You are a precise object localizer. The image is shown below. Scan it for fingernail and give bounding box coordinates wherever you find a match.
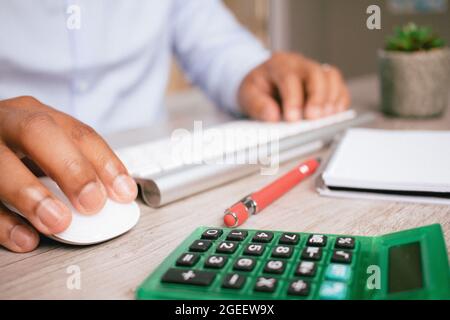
[286,109,301,122]
[112,174,138,201]
[262,108,278,121]
[78,181,106,213]
[306,106,321,119]
[36,198,69,230]
[10,225,36,250]
[325,104,334,115]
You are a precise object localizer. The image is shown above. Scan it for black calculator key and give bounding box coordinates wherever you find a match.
[201,229,223,240]
[252,231,274,243]
[254,277,277,293]
[222,273,246,290]
[264,260,286,274]
[279,233,300,245]
[271,245,293,258]
[234,257,256,271]
[204,255,228,269]
[331,250,353,264]
[176,253,200,267]
[301,247,323,261]
[162,268,215,286]
[295,261,317,277]
[189,240,212,252]
[307,234,328,247]
[288,279,310,296]
[243,243,266,256]
[216,241,238,254]
[335,237,355,249]
[226,230,248,241]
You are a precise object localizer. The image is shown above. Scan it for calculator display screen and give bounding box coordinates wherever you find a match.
[388,242,423,293]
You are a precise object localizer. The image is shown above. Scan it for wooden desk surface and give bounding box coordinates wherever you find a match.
[1,75,449,299]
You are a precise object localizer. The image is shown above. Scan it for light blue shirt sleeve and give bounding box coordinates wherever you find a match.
[171,0,271,114]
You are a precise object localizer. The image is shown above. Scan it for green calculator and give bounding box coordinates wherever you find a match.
[137,224,450,300]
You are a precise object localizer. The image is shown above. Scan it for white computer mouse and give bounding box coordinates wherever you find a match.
[6,177,141,245]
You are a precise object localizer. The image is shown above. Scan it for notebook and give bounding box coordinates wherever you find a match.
[318,129,450,205]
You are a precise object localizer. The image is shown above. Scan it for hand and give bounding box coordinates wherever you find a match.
[0,96,138,253]
[238,52,351,122]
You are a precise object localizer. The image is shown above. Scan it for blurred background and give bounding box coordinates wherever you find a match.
[167,0,450,93]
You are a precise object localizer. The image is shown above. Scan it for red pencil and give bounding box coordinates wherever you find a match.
[223,158,321,228]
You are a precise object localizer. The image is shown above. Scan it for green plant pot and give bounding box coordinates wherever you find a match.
[378,48,450,118]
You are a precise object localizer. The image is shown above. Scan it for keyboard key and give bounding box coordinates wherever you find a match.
[162,268,215,286]
[331,250,353,264]
[201,229,223,240]
[226,230,248,241]
[176,253,200,267]
[307,234,328,247]
[288,279,310,296]
[279,233,300,245]
[325,264,352,282]
[264,260,286,274]
[234,257,256,271]
[204,255,228,269]
[301,247,323,261]
[222,273,246,290]
[189,240,212,252]
[243,243,265,256]
[216,241,238,254]
[271,245,293,258]
[335,237,355,249]
[319,281,348,300]
[295,261,317,277]
[254,277,277,293]
[252,231,274,243]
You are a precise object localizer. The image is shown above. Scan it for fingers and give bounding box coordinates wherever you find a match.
[238,74,281,122]
[304,64,350,119]
[62,119,138,203]
[0,143,71,235]
[271,73,304,122]
[2,108,106,214]
[322,65,343,116]
[0,204,40,253]
[304,64,328,120]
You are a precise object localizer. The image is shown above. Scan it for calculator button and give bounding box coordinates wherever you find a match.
[335,237,355,249]
[325,264,352,282]
[319,281,348,300]
[161,268,215,286]
[279,233,300,245]
[243,243,266,256]
[264,260,286,274]
[176,253,200,267]
[189,240,212,252]
[222,273,246,289]
[216,241,238,254]
[201,229,223,240]
[271,245,293,258]
[226,230,248,241]
[307,234,327,247]
[295,261,317,277]
[331,250,353,264]
[252,231,274,243]
[288,279,310,296]
[301,247,323,261]
[233,257,256,271]
[204,255,228,269]
[254,277,277,293]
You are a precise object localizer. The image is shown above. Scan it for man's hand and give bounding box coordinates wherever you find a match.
[0,96,138,253]
[238,52,351,122]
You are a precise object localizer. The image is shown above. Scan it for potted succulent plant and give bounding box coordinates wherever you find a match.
[379,23,450,117]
